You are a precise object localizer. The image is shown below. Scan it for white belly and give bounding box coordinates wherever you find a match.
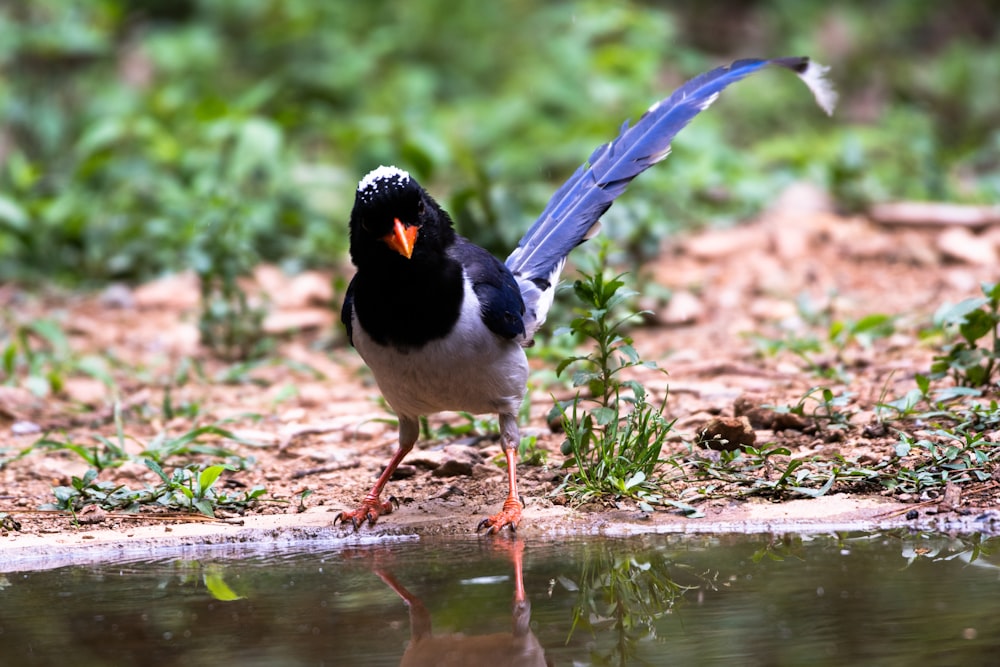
[352,282,529,419]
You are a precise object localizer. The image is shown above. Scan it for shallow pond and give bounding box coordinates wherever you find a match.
[1,531,998,666]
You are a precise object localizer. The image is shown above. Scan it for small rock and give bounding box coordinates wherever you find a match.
[768,181,835,215]
[263,309,333,334]
[253,264,287,297]
[11,420,41,436]
[76,506,107,525]
[659,290,705,326]
[409,451,445,470]
[697,416,756,452]
[684,226,763,260]
[0,386,41,419]
[472,463,503,479]
[99,283,135,309]
[432,460,474,478]
[938,482,962,512]
[441,444,484,464]
[286,271,334,308]
[389,464,417,480]
[133,272,199,309]
[862,421,888,438]
[937,227,997,265]
[429,485,465,500]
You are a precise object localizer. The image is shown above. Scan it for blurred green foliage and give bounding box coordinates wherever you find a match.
[1,0,998,285]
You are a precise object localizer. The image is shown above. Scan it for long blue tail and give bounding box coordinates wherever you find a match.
[506,56,836,337]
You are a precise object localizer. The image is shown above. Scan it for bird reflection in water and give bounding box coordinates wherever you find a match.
[373,538,552,667]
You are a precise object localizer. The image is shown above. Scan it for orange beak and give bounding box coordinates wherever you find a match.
[383,218,419,259]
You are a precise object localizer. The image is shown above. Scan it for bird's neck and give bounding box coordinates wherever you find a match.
[353,253,465,349]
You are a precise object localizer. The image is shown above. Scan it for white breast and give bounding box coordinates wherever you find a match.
[351,279,529,419]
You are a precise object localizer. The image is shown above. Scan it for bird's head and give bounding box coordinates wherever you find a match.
[349,166,455,268]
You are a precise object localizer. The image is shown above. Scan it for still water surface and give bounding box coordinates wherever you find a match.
[1,531,998,666]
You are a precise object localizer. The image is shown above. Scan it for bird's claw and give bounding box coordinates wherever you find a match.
[476,496,523,535]
[335,496,399,530]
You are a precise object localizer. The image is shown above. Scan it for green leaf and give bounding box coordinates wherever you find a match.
[790,472,836,498]
[959,309,995,345]
[203,569,244,601]
[0,195,29,231]
[144,459,171,485]
[854,313,894,332]
[623,470,646,490]
[932,386,983,401]
[29,319,71,358]
[197,464,229,495]
[617,344,640,364]
[194,498,216,517]
[775,459,803,487]
[591,406,617,426]
[661,499,705,518]
[934,297,988,328]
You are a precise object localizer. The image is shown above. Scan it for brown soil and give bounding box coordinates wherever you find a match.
[2,184,999,569]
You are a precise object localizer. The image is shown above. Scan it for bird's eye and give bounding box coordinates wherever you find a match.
[417,199,426,216]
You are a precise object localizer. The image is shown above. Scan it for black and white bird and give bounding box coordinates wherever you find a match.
[338,57,836,533]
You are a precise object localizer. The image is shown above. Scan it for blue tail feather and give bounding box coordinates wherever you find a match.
[506,56,836,335]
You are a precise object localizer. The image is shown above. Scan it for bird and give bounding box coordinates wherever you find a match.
[337,56,836,534]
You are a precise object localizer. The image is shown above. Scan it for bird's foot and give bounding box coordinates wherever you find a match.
[476,496,523,535]
[335,496,399,530]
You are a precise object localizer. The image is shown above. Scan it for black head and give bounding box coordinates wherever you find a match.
[349,166,456,269]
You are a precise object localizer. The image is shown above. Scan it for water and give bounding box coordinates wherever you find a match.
[1,531,998,666]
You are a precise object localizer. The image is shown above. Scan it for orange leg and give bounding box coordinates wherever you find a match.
[335,416,418,529]
[477,413,523,534]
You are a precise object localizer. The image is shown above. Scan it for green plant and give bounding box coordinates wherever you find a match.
[27,415,258,471]
[422,411,497,441]
[33,434,130,473]
[930,282,1000,388]
[751,303,895,383]
[829,313,896,350]
[140,423,257,467]
[47,469,136,514]
[876,372,932,421]
[1,318,115,397]
[887,424,997,495]
[46,462,268,518]
[688,444,842,501]
[145,460,265,517]
[516,435,548,467]
[552,250,675,506]
[296,489,314,513]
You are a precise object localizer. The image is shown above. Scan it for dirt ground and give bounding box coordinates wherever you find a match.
[2,183,999,569]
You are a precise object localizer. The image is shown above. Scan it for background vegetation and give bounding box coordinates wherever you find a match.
[1,0,998,286]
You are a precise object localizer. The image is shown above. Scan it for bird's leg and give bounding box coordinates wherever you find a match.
[335,416,419,529]
[477,412,523,534]
[374,568,432,640]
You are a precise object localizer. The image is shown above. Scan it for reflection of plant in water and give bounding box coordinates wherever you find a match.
[561,545,705,665]
[897,531,999,569]
[751,534,808,563]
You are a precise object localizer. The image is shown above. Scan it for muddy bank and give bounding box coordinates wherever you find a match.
[2,495,997,573]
